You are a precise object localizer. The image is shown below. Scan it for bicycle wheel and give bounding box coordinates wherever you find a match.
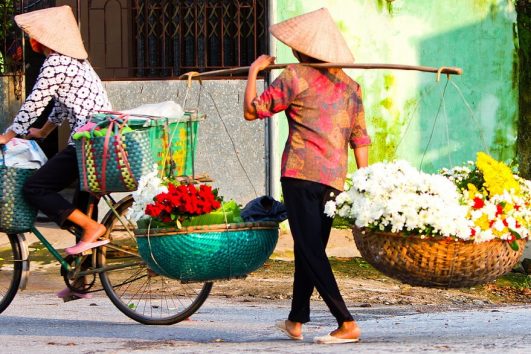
[98,195,213,325]
[0,233,23,314]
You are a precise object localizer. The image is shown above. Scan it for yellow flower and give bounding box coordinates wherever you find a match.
[475,214,490,231]
[493,227,509,237]
[476,152,520,197]
[467,184,478,200]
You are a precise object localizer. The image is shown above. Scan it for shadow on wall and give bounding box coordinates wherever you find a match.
[415,5,517,172]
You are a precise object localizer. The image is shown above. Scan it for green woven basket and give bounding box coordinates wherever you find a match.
[135,222,279,281]
[75,129,154,194]
[0,166,37,233]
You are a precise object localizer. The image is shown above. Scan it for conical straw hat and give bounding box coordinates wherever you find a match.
[15,5,88,60]
[270,8,354,63]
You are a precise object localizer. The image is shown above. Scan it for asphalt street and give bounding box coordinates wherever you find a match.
[0,292,529,353]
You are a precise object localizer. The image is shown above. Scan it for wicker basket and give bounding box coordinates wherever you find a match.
[352,227,527,288]
[0,165,37,233]
[75,120,154,194]
[135,222,279,282]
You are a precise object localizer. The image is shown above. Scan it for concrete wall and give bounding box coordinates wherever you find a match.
[0,76,267,205]
[104,80,268,205]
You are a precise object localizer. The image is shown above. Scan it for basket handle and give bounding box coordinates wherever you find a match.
[87,112,130,137]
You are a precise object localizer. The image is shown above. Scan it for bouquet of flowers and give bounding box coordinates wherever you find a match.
[440,152,530,249]
[127,166,240,229]
[325,153,531,249]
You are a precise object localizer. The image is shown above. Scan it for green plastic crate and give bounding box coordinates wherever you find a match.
[92,111,203,177]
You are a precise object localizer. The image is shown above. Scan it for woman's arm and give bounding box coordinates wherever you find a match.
[26,120,58,140]
[243,55,276,121]
[9,56,63,136]
[353,146,369,169]
[0,130,17,145]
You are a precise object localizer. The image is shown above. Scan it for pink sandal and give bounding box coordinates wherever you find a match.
[65,239,110,255]
[56,287,92,300]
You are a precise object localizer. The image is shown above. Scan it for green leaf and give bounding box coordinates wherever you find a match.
[509,229,522,239]
[509,240,519,251]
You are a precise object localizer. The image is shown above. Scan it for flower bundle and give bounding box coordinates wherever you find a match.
[325,153,531,248]
[324,160,470,238]
[145,183,221,226]
[127,166,228,229]
[441,152,530,248]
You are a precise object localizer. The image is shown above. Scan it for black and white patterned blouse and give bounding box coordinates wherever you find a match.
[9,53,111,145]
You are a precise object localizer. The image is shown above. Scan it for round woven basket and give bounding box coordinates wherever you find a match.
[352,227,527,288]
[135,221,279,282]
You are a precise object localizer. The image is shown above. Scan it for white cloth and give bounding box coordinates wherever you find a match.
[0,138,48,169]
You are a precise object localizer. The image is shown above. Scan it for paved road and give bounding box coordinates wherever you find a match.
[0,292,529,353]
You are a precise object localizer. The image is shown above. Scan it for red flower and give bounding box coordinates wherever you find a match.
[472,197,484,209]
[495,204,504,217]
[144,182,223,225]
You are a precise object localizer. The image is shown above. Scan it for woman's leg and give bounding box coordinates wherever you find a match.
[281,178,353,325]
[23,145,107,254]
[23,146,79,225]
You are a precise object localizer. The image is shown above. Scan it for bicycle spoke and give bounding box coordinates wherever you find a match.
[98,196,212,324]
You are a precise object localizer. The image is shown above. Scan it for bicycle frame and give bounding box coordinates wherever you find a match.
[28,225,142,276]
[25,193,143,280]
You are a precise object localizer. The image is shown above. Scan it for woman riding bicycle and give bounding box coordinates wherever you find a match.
[0,6,111,297]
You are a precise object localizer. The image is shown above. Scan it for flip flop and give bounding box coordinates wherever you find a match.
[56,287,92,300]
[65,239,110,255]
[275,320,303,340]
[313,334,360,344]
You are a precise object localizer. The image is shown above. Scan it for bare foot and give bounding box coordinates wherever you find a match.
[329,321,361,340]
[81,223,107,243]
[285,320,303,338]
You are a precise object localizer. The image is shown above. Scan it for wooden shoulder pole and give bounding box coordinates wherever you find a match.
[179,63,463,80]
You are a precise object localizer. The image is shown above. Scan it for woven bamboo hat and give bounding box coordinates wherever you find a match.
[270,8,354,63]
[14,5,88,60]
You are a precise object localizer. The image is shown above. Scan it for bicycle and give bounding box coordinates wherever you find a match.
[0,190,213,325]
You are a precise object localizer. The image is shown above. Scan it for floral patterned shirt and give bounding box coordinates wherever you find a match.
[253,64,371,191]
[8,53,111,145]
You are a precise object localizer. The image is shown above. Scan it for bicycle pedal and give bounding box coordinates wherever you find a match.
[80,249,94,256]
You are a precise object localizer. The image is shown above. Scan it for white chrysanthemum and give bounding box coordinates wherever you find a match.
[325,160,470,239]
[127,165,168,223]
[323,200,336,218]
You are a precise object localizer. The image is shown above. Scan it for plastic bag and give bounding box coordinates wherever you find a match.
[0,138,48,169]
[120,101,185,121]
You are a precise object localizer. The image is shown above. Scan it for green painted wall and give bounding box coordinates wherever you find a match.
[271,0,518,173]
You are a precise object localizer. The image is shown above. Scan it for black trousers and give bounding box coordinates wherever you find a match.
[23,145,92,230]
[281,177,353,326]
